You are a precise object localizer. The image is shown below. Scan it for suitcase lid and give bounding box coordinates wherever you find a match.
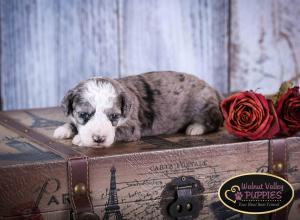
[0,106,259,168]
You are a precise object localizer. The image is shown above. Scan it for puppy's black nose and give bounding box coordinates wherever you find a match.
[92,135,105,143]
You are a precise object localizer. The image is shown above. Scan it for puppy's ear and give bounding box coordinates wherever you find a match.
[120,92,132,118]
[61,89,75,116]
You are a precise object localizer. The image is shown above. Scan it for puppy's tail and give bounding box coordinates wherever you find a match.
[205,104,224,132]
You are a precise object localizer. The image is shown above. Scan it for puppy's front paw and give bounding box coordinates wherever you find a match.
[53,124,74,139]
[186,123,205,136]
[72,135,83,146]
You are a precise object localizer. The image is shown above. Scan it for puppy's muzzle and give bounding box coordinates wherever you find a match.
[92,135,105,144]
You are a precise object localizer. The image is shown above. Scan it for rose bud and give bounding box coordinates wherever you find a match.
[276,86,300,136]
[220,91,280,140]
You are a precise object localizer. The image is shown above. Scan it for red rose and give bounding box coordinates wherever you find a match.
[276,87,300,135]
[220,91,280,140]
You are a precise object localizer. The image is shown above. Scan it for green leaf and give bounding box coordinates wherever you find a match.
[271,81,293,106]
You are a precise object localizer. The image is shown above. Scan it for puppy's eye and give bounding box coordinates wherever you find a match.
[108,113,120,126]
[109,113,120,121]
[78,112,91,121]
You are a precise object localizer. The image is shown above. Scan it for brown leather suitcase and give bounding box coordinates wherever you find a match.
[0,107,299,220]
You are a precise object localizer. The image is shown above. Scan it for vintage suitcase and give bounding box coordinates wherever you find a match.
[0,107,299,220]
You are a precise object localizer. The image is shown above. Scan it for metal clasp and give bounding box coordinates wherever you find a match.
[168,176,204,220]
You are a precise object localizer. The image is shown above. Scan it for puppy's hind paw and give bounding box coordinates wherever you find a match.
[186,123,205,136]
[53,124,74,139]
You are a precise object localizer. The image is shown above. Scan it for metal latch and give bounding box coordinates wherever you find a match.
[161,176,204,220]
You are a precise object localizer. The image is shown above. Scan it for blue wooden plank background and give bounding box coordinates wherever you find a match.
[0,0,299,110]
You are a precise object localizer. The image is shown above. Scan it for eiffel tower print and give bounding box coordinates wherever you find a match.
[103,166,124,220]
[25,111,64,128]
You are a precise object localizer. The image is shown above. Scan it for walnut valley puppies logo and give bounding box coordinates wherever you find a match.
[218,173,294,214]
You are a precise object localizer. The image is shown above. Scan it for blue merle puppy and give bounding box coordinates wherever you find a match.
[53,71,223,147]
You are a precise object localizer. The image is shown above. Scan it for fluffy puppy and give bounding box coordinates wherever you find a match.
[53,71,223,147]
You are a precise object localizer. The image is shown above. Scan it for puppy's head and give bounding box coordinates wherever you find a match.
[62,78,132,147]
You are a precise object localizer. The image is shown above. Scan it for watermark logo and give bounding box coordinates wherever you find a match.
[218,173,294,214]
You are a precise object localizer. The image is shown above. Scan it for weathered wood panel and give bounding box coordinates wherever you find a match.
[0,0,229,110]
[119,0,229,94]
[2,0,300,109]
[0,0,119,110]
[230,0,300,94]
